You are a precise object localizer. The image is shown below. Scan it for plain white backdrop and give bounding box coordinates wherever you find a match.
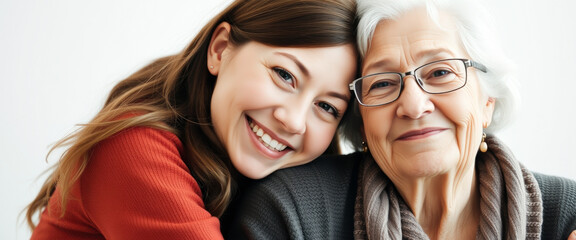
[1,0,574,239]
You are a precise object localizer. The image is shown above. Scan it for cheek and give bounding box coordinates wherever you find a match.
[437,88,484,129]
[436,88,485,153]
[213,74,276,111]
[304,122,338,156]
[210,84,230,131]
[361,108,393,142]
[361,108,394,157]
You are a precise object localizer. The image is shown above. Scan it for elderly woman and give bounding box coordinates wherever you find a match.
[221,0,576,239]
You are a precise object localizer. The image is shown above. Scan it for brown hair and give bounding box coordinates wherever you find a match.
[25,0,357,229]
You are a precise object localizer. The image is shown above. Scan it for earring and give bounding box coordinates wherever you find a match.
[479,132,488,153]
[362,141,368,152]
[209,65,214,69]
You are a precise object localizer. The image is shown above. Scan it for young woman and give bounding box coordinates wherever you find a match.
[25,0,358,239]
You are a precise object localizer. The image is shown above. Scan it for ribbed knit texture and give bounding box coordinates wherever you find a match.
[475,136,543,240]
[222,152,362,240]
[223,148,576,239]
[31,127,223,239]
[353,136,543,240]
[534,173,576,239]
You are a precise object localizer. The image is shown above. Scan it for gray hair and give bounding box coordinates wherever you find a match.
[340,0,520,151]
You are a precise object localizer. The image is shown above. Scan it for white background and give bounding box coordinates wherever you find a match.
[1,0,575,239]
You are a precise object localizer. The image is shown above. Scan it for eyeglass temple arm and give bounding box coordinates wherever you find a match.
[467,60,488,73]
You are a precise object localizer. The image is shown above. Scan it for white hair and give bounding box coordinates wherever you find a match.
[341,0,520,150]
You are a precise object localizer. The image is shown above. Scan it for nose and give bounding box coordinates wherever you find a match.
[395,76,434,119]
[273,100,308,135]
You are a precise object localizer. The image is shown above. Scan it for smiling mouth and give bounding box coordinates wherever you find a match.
[248,119,288,152]
[397,128,446,140]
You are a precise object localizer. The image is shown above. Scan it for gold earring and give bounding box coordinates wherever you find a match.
[362,141,368,152]
[479,132,488,153]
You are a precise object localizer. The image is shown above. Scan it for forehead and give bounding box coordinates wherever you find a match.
[364,8,468,69]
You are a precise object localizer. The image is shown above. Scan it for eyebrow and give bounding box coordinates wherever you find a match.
[328,91,351,102]
[363,47,456,72]
[413,47,455,62]
[274,52,310,77]
[363,59,393,73]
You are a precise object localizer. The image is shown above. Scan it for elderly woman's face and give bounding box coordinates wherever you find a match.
[360,8,495,180]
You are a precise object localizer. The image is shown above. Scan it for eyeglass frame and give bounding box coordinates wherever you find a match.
[349,58,488,107]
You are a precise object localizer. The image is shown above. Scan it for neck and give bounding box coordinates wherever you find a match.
[393,167,481,239]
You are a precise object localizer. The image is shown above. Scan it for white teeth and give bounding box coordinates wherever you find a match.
[270,140,278,148]
[262,134,271,143]
[249,120,288,152]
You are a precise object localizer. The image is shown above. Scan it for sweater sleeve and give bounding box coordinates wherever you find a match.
[80,127,223,239]
[533,172,576,240]
[221,152,362,240]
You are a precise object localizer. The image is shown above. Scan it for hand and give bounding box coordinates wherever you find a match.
[568,230,576,240]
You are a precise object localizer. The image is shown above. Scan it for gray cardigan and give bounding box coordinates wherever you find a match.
[222,152,576,240]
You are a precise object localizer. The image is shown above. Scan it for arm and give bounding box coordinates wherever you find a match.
[222,153,363,240]
[81,127,223,239]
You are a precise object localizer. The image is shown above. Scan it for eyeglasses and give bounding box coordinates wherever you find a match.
[349,58,487,107]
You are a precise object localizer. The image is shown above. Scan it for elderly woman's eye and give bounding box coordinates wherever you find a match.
[369,79,398,91]
[370,81,391,90]
[423,69,456,84]
[273,67,295,87]
[431,69,452,78]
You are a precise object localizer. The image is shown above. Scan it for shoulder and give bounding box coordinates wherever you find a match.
[532,172,576,239]
[246,152,363,208]
[86,126,187,182]
[222,152,363,239]
[82,126,197,205]
[257,152,362,210]
[97,126,182,153]
[272,151,363,185]
[79,127,222,238]
[89,126,184,169]
[83,126,195,197]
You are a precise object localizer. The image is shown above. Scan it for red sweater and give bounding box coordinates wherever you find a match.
[32,127,223,239]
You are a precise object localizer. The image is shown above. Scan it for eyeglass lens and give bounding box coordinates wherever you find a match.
[355,59,467,106]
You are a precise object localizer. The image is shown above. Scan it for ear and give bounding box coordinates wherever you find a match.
[482,97,496,128]
[207,22,232,76]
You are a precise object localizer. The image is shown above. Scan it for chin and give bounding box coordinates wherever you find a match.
[242,169,273,180]
[235,162,275,180]
[400,158,450,178]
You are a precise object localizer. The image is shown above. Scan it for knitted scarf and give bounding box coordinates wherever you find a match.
[353,136,543,240]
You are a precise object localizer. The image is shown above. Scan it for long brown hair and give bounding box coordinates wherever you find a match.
[25,0,357,229]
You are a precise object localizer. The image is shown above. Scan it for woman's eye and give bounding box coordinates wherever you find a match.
[370,81,391,90]
[431,69,452,78]
[317,102,340,118]
[273,67,295,87]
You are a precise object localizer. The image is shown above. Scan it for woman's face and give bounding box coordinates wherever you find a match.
[360,9,495,180]
[208,24,356,179]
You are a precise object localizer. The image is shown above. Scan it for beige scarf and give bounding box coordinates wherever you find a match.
[353,136,543,239]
